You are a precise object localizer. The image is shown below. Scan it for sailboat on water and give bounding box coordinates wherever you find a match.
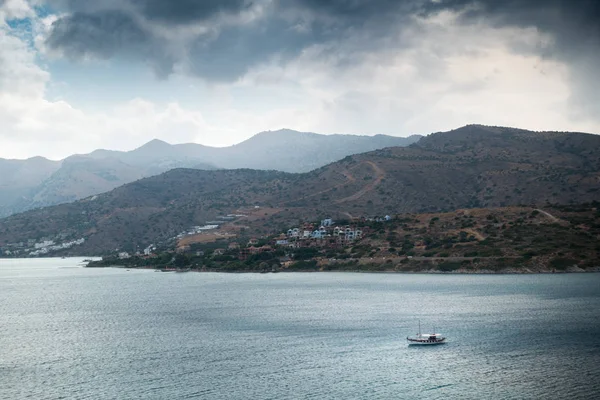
[407,321,446,345]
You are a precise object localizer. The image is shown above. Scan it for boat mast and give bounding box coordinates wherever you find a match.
[418,320,421,336]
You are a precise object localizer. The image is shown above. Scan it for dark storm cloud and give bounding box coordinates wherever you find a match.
[45,9,175,76]
[187,17,331,81]
[132,0,251,23]
[47,10,149,59]
[422,0,600,29]
[45,0,600,83]
[288,0,416,18]
[44,0,415,80]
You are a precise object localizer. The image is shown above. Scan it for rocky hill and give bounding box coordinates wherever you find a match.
[0,125,598,256]
[0,130,418,217]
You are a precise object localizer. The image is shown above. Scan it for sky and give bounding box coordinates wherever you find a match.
[1,0,599,160]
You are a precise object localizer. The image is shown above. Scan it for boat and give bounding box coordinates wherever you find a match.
[407,321,446,345]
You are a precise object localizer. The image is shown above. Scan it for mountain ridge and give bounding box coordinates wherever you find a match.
[0,124,598,256]
[0,129,420,217]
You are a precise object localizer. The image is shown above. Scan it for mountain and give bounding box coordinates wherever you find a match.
[14,156,147,214]
[0,157,62,217]
[0,130,419,218]
[213,129,422,171]
[1,124,598,256]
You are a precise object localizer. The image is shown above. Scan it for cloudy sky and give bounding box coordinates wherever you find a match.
[1,0,599,160]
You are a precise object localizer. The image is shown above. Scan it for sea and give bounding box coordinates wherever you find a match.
[1,258,600,399]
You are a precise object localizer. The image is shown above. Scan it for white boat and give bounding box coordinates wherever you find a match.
[407,321,446,345]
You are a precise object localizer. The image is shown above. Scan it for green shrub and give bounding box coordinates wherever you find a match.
[287,260,319,271]
[438,262,461,272]
[550,258,578,271]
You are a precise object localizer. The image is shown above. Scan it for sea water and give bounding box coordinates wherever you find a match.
[1,258,599,399]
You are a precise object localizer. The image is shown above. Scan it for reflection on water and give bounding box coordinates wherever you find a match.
[1,258,599,399]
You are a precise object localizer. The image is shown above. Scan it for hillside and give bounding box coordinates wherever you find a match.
[0,130,418,217]
[0,125,599,256]
[88,205,600,273]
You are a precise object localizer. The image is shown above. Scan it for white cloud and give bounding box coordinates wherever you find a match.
[0,0,34,20]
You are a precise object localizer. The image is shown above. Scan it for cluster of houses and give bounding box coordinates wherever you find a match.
[277,222,364,245]
[118,244,157,259]
[169,214,394,262]
[1,237,86,257]
[203,218,367,261]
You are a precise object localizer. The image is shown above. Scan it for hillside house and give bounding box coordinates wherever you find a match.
[143,244,155,255]
[287,228,300,238]
[331,226,363,242]
[213,249,225,256]
[321,218,333,227]
[248,238,259,246]
[228,242,240,250]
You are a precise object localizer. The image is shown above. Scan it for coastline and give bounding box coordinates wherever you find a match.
[89,264,600,274]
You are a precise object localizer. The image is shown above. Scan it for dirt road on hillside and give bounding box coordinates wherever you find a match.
[335,161,386,204]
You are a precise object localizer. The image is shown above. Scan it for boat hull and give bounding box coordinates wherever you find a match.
[407,340,446,345]
[407,337,446,345]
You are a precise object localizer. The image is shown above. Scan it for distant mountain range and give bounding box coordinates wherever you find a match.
[0,130,420,217]
[1,124,598,256]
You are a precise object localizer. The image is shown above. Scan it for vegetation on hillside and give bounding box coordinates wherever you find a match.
[1,125,599,256]
[87,205,600,273]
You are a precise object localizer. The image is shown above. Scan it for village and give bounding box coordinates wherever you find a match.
[174,216,392,261]
[93,212,400,272]
[0,237,86,257]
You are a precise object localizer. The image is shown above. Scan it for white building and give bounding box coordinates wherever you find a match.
[34,240,55,249]
[321,218,333,227]
[144,245,155,256]
[311,230,323,239]
[287,228,300,238]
